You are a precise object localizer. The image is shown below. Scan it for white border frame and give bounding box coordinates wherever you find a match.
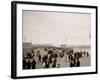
[16,3,97,77]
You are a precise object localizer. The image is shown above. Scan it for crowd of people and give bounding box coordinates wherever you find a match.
[23,46,90,69]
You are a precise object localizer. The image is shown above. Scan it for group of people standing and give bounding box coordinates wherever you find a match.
[23,53,36,69]
[23,47,89,69]
[23,48,58,69]
[42,49,57,68]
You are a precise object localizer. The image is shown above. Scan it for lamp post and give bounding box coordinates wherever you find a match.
[89,32,91,39]
[65,37,67,46]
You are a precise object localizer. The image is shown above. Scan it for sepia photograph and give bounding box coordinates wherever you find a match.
[22,10,91,70]
[11,1,97,79]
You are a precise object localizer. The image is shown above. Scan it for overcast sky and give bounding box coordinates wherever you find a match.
[23,10,91,46]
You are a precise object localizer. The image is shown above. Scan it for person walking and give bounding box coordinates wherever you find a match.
[76,58,80,67]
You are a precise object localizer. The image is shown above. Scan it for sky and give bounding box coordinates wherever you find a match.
[23,10,91,46]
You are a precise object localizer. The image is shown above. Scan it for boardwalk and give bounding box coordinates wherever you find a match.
[23,45,91,69]
[34,54,90,69]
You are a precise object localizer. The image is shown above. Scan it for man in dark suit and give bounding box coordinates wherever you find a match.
[32,59,36,69]
[76,58,80,67]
